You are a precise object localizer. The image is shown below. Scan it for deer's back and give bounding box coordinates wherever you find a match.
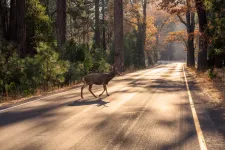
[84,73,110,85]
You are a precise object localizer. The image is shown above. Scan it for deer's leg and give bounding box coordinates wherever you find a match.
[81,82,87,99]
[99,84,106,97]
[88,84,97,98]
[105,85,110,96]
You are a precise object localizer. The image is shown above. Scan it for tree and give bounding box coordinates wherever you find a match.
[165,30,188,46]
[135,0,147,67]
[123,1,157,66]
[145,16,157,65]
[0,0,114,99]
[0,0,9,39]
[159,0,207,70]
[114,0,124,67]
[56,0,66,48]
[124,0,148,67]
[176,0,196,67]
[185,1,196,67]
[140,0,147,66]
[17,0,26,58]
[158,0,196,67]
[151,8,172,63]
[206,0,225,68]
[102,0,107,51]
[194,0,208,71]
[95,0,101,48]
[8,0,17,42]
[0,1,4,38]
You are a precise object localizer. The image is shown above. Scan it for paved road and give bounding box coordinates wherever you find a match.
[0,62,224,150]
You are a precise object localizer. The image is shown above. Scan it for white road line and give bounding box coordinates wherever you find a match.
[183,66,208,150]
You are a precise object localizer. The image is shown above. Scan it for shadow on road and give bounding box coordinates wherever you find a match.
[68,99,110,107]
[1,64,224,150]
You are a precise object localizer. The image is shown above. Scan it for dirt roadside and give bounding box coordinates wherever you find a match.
[186,67,225,138]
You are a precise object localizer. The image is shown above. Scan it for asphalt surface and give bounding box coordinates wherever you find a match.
[0,62,224,150]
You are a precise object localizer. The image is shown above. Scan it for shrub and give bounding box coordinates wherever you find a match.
[208,68,217,79]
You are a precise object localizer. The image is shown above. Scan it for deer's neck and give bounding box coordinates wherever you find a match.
[107,71,116,81]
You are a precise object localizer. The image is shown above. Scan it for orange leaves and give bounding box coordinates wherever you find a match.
[165,29,199,47]
[165,30,188,44]
[123,1,158,52]
[145,16,157,51]
[146,17,157,35]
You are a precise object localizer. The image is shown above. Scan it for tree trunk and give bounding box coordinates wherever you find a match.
[56,0,66,49]
[154,33,159,63]
[135,0,147,67]
[0,1,3,38]
[187,34,195,67]
[186,10,195,67]
[195,0,208,71]
[17,0,26,58]
[0,0,8,39]
[137,23,144,66]
[95,0,100,48]
[102,0,106,51]
[69,0,73,39]
[141,0,147,67]
[114,0,124,67]
[9,0,17,41]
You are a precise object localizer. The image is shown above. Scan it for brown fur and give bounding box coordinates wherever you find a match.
[81,68,120,99]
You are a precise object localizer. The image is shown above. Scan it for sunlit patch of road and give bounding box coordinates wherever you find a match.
[0,62,224,150]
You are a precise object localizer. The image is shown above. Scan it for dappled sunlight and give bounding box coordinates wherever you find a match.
[0,0,224,148]
[155,101,177,113]
[1,63,224,149]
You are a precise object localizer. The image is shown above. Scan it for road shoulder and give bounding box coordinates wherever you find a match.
[184,67,225,149]
[0,84,81,112]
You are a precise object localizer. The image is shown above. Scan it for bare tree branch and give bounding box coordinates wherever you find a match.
[177,14,187,27]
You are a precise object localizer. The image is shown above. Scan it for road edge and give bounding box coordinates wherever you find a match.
[183,66,208,150]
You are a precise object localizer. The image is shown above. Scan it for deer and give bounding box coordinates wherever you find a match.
[81,64,122,99]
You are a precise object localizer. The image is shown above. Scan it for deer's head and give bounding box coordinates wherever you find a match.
[111,64,123,76]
